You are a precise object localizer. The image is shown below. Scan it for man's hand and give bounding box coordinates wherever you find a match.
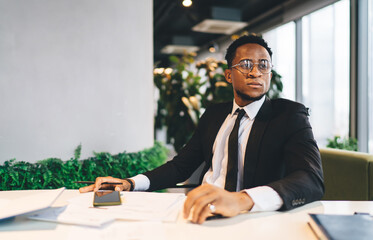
[183,184,254,224]
[78,176,134,193]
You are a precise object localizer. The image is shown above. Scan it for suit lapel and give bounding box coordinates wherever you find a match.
[203,102,232,172]
[243,97,273,188]
[206,102,232,149]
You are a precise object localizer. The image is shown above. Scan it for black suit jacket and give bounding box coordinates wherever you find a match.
[144,97,324,210]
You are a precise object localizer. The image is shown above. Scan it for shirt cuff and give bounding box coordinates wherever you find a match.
[243,186,283,212]
[130,174,150,191]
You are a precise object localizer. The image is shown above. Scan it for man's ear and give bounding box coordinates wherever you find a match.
[225,69,232,84]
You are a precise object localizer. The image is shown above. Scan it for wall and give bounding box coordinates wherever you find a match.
[0,0,154,163]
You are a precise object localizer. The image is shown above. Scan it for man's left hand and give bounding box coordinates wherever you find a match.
[183,184,254,224]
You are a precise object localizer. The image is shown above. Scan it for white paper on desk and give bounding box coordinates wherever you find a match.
[28,204,114,227]
[163,195,185,222]
[68,221,166,240]
[0,199,11,210]
[106,192,185,222]
[33,191,185,227]
[68,191,185,222]
[0,187,65,220]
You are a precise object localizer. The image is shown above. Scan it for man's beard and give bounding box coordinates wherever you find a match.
[235,89,266,102]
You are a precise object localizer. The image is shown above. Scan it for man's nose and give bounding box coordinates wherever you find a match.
[247,65,262,78]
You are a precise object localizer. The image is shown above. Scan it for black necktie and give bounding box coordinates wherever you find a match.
[225,108,246,192]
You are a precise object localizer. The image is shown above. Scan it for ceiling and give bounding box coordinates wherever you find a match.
[153,0,291,67]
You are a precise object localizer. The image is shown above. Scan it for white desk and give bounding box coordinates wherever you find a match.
[0,190,372,240]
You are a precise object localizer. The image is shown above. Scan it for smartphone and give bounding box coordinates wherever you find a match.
[93,190,122,206]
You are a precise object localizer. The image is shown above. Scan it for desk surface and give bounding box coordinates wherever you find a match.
[1,190,372,240]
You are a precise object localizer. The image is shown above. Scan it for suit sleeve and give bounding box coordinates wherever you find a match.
[142,108,210,191]
[267,105,325,210]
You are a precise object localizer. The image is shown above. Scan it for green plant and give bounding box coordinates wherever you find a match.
[154,54,283,152]
[267,69,283,99]
[0,142,168,190]
[195,57,233,107]
[326,136,358,151]
[154,54,203,152]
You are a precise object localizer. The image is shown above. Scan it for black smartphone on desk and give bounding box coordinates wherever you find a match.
[93,190,122,206]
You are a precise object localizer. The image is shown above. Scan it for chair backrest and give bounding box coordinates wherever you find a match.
[320,148,373,200]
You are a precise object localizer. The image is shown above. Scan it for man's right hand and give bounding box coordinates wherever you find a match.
[78,176,134,193]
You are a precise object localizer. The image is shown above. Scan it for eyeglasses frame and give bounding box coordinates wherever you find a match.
[231,59,273,74]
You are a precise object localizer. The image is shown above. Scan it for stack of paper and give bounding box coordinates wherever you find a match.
[68,221,166,240]
[28,204,114,227]
[0,187,65,221]
[28,191,185,227]
[104,192,185,222]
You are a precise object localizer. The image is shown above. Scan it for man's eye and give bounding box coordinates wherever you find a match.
[241,61,252,69]
[259,61,268,69]
[259,63,267,69]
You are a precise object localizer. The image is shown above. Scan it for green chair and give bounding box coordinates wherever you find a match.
[320,148,373,200]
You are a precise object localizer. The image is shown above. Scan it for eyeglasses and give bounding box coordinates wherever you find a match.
[231,59,273,74]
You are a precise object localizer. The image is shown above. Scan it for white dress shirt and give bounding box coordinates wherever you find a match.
[132,96,283,212]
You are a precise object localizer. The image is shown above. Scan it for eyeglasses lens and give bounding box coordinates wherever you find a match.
[238,60,271,73]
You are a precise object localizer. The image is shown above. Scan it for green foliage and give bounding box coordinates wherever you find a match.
[326,136,358,151]
[196,58,233,107]
[0,142,168,190]
[154,54,202,152]
[154,54,283,152]
[74,143,82,160]
[267,69,283,99]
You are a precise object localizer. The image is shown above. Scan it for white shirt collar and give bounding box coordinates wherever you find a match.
[231,96,266,120]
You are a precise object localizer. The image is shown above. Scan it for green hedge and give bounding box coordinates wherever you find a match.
[0,142,168,190]
[326,136,358,151]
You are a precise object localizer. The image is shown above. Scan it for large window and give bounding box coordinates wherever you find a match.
[263,22,296,101]
[204,0,371,151]
[263,1,350,147]
[302,0,350,146]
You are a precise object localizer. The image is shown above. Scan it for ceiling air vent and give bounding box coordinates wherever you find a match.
[160,36,199,54]
[161,45,200,54]
[192,19,248,35]
[192,7,247,35]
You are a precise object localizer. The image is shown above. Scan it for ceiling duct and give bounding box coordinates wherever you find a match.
[160,36,200,54]
[192,7,248,35]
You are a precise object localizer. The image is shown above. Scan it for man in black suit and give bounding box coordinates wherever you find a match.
[80,35,324,224]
